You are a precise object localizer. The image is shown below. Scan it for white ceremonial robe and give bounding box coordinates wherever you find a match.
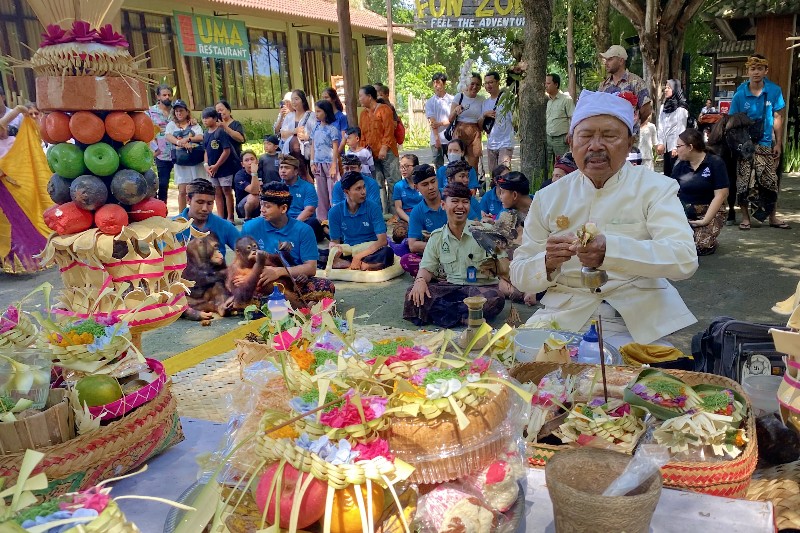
[510,162,699,344]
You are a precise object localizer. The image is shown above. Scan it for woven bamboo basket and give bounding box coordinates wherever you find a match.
[511,362,758,498]
[234,338,277,369]
[46,334,130,369]
[0,384,183,500]
[0,312,37,349]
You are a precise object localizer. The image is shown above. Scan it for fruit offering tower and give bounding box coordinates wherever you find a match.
[11,3,192,347]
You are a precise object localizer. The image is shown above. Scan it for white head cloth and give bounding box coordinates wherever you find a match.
[569,89,635,135]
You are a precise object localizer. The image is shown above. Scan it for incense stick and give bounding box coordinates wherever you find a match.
[263,398,342,436]
[597,316,608,403]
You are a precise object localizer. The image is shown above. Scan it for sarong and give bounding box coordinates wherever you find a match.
[736,144,779,214]
[403,281,505,328]
[691,204,727,255]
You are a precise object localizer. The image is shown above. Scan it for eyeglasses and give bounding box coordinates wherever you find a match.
[400,164,414,169]
[676,143,686,149]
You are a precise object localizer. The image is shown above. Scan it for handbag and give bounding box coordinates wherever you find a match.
[443,94,463,142]
[482,90,502,135]
[394,117,406,145]
[170,127,204,166]
[747,92,768,143]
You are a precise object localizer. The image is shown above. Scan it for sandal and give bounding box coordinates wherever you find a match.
[739,222,751,231]
[769,222,791,229]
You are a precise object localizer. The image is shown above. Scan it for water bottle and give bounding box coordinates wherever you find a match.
[577,321,602,364]
[267,286,289,321]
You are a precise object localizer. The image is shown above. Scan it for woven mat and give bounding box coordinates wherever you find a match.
[747,461,800,530]
[171,324,425,423]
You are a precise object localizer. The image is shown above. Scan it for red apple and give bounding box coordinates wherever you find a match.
[255,463,327,529]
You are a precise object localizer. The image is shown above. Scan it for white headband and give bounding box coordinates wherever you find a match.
[569,89,635,135]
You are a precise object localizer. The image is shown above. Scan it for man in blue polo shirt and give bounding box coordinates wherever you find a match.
[279,154,325,241]
[175,179,240,253]
[331,153,382,207]
[326,171,393,271]
[240,182,334,304]
[401,164,446,276]
[728,53,788,230]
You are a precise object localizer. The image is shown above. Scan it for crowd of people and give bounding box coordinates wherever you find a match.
[0,47,790,339]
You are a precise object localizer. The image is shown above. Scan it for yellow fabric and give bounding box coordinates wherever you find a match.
[0,116,53,241]
[619,342,692,367]
[0,208,9,260]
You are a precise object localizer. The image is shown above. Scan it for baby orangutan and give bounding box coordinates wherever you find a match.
[183,233,231,321]
[226,236,268,312]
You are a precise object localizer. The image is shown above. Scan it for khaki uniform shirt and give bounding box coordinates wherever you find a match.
[420,224,498,286]
[545,91,575,137]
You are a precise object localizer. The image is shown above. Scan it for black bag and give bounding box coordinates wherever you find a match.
[691,316,788,382]
[683,203,698,221]
[482,90,502,135]
[171,127,204,166]
[443,94,463,142]
[748,92,768,143]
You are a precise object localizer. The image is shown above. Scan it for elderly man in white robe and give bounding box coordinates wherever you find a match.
[510,90,699,347]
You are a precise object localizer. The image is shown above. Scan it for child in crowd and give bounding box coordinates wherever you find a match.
[344,126,374,176]
[639,113,657,171]
[258,134,281,187]
[233,150,261,220]
[392,153,423,242]
[436,139,479,191]
[480,164,509,221]
[202,107,240,223]
[310,100,340,220]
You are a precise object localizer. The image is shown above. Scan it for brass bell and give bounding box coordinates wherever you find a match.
[581,266,608,289]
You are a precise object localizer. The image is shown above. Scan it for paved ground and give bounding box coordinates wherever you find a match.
[3,144,799,358]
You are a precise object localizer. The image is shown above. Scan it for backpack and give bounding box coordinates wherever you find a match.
[394,117,406,145]
[690,316,788,382]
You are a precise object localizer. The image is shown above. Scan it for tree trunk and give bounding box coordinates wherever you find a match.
[386,0,395,103]
[567,0,576,99]
[337,0,358,126]
[611,0,704,126]
[519,0,553,188]
[594,0,611,53]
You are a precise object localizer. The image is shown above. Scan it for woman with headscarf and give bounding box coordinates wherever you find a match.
[656,79,689,176]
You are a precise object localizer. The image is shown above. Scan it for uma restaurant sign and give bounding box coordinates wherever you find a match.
[413,0,524,29]
[173,12,251,60]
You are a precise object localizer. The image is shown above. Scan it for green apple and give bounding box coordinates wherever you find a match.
[47,143,86,179]
[118,141,154,173]
[83,142,120,177]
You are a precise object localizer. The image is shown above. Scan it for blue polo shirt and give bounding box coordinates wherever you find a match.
[241,216,319,265]
[729,78,785,146]
[436,165,479,189]
[175,208,240,253]
[392,179,423,213]
[331,175,381,207]
[328,199,386,246]
[479,187,503,218]
[408,201,447,240]
[285,179,318,219]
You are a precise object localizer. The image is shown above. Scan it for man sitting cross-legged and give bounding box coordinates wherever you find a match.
[403,182,505,328]
[331,153,382,207]
[400,164,446,277]
[279,154,325,242]
[324,171,394,271]
[240,181,334,307]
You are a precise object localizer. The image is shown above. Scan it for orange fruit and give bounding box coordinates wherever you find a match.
[45,111,72,143]
[39,116,56,144]
[329,484,384,533]
[70,111,105,144]
[75,375,124,407]
[104,111,135,143]
[131,112,155,142]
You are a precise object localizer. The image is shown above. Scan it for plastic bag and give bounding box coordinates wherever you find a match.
[602,444,670,496]
[414,482,513,533]
[526,369,573,442]
[460,443,526,512]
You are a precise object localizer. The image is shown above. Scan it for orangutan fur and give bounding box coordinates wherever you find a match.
[182,233,230,321]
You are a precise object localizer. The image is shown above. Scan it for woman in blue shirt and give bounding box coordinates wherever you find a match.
[310,100,340,220]
[322,88,349,155]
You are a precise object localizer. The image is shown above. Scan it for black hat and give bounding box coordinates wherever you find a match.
[279,154,300,168]
[497,172,530,194]
[445,159,471,180]
[341,153,361,167]
[340,171,364,190]
[263,134,280,145]
[172,99,188,110]
[412,164,436,184]
[442,182,471,200]
[260,181,293,207]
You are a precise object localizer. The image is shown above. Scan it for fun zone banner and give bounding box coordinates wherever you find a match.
[173,12,251,60]
[413,0,524,29]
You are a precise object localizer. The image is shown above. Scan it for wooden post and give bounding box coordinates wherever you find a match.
[566,0,576,99]
[337,0,358,126]
[386,0,396,103]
